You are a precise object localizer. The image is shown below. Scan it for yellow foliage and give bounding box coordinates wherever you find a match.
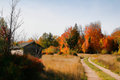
[61,47,70,54]
[42,46,58,55]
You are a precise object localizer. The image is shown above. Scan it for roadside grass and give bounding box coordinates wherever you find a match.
[42,55,87,80]
[91,59,109,69]
[92,55,120,75]
[84,58,116,80]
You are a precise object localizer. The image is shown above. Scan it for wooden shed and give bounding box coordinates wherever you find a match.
[11,41,43,58]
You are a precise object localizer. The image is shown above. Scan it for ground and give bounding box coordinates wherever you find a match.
[41,55,86,80]
[41,54,120,80]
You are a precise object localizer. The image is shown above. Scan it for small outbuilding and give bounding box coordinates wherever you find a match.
[11,41,43,58]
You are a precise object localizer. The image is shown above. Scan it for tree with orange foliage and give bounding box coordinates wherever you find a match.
[82,37,91,53]
[100,36,118,53]
[58,27,72,54]
[111,28,120,47]
[82,22,103,53]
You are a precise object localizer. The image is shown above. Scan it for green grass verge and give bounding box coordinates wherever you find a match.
[91,59,109,69]
[84,58,116,80]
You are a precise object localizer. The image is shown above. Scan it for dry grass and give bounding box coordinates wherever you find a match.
[78,53,99,59]
[92,54,120,75]
[41,55,86,80]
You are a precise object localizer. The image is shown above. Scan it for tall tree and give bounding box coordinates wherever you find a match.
[6,0,22,54]
[77,27,85,52]
[66,24,80,50]
[82,22,103,53]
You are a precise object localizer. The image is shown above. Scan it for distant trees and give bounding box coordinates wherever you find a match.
[37,33,59,48]
[30,23,120,55]
[9,22,119,55]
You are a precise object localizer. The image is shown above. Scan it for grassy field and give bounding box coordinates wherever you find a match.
[91,54,120,75]
[84,58,116,80]
[41,55,87,80]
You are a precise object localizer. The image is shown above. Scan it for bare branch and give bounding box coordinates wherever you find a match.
[6,0,22,54]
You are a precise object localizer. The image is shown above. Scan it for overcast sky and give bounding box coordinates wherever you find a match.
[0,0,120,39]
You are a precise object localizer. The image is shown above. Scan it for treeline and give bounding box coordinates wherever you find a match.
[36,22,120,55]
[0,17,120,55]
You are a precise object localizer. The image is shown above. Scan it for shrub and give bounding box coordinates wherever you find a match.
[118,49,120,55]
[0,39,5,54]
[60,47,70,54]
[112,51,118,55]
[0,54,44,80]
[42,46,58,55]
[69,50,76,54]
[80,56,84,59]
[73,53,78,56]
[113,49,120,55]
[117,57,120,62]
[57,52,63,55]
[101,49,108,54]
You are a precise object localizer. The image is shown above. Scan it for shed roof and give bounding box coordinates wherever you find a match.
[12,41,42,50]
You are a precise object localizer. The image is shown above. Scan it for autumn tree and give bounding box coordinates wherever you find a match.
[100,36,118,53]
[111,28,120,53]
[58,27,72,54]
[82,22,103,53]
[82,38,91,53]
[0,18,9,53]
[111,28,120,46]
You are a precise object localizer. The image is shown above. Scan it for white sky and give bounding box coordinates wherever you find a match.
[0,0,120,40]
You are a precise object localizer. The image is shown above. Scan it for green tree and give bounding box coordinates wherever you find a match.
[66,24,80,50]
[38,33,59,48]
